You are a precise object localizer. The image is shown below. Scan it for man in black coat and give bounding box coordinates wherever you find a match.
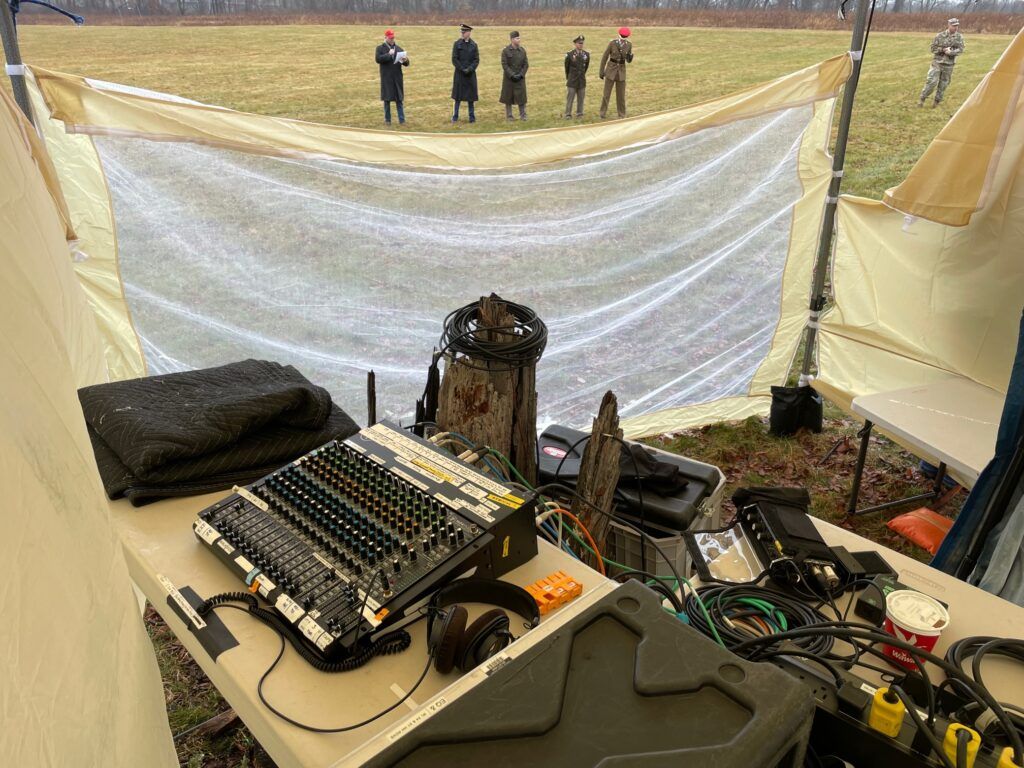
[376,29,410,126]
[451,23,479,123]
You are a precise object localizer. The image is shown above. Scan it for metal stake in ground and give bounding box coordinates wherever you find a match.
[798,0,875,385]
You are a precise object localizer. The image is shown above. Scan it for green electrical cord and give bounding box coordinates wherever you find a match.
[486,448,726,647]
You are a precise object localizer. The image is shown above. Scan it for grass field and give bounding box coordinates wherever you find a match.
[18,24,1013,198]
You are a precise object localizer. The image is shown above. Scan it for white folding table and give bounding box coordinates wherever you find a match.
[845,377,1002,517]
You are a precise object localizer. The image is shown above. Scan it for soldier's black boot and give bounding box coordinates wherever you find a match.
[519,106,527,121]
[505,105,514,121]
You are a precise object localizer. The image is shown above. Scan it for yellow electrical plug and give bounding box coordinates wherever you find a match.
[868,687,905,737]
[943,724,980,768]
[999,746,1023,768]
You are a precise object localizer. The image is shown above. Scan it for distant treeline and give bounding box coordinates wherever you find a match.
[17,6,1024,35]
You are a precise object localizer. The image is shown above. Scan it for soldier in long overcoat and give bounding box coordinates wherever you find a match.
[451,24,480,123]
[564,35,590,119]
[499,31,529,121]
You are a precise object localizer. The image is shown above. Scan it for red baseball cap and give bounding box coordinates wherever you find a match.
[384,28,395,38]
[618,26,631,38]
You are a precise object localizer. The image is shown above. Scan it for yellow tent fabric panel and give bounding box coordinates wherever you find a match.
[0,88,176,767]
[883,30,1024,227]
[31,54,850,169]
[28,74,147,381]
[817,31,1024,409]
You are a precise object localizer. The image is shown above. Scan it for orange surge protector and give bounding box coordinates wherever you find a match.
[526,570,583,615]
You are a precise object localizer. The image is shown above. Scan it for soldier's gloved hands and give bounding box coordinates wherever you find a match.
[461,68,471,75]
[599,73,605,79]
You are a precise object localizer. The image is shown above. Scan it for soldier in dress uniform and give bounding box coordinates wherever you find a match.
[500,31,529,121]
[375,28,410,126]
[564,35,589,119]
[599,27,634,119]
[451,23,480,123]
[919,18,965,108]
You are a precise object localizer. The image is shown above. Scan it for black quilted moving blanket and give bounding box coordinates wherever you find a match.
[79,360,359,506]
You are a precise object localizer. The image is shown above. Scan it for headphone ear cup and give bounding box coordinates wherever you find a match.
[457,609,510,673]
[433,605,467,674]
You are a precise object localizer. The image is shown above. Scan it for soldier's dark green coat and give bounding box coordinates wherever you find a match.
[451,37,480,102]
[499,44,529,105]
[564,47,590,89]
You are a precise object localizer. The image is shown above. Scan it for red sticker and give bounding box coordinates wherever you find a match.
[542,446,568,458]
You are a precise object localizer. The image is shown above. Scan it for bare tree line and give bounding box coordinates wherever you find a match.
[19,0,1024,20]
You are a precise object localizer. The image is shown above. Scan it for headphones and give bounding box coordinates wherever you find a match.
[426,578,540,675]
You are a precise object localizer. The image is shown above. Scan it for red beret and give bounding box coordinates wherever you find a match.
[618,26,631,38]
[384,28,395,37]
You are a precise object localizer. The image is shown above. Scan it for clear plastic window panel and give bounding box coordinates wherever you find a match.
[95,105,809,427]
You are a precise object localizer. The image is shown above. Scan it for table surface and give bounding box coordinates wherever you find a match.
[851,377,1003,485]
[111,492,612,768]
[113,491,1024,768]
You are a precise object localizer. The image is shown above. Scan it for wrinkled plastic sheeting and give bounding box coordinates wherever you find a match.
[96,106,810,427]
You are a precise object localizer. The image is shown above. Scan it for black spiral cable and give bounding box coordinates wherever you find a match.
[198,591,411,673]
[438,297,548,371]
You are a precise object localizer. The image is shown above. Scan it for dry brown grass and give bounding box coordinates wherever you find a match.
[19,9,1024,35]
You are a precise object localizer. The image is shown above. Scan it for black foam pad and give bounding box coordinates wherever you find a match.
[433,605,467,675]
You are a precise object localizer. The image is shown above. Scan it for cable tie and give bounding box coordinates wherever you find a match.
[809,310,820,320]
[807,319,820,330]
[825,195,840,204]
[832,169,845,178]
[798,373,816,387]
[974,707,999,733]
[5,64,27,76]
[849,50,863,61]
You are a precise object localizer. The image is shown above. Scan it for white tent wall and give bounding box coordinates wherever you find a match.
[815,30,1024,411]
[0,90,177,767]
[27,59,849,437]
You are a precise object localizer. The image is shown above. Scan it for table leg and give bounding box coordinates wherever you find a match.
[932,462,947,497]
[846,420,873,517]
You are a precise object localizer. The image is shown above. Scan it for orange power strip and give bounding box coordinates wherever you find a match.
[525,570,583,615]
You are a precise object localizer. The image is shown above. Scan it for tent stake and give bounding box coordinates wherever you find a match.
[799,0,875,385]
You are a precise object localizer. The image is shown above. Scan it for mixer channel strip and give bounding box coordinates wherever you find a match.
[193,422,538,659]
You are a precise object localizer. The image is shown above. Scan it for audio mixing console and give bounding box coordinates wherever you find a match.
[193,422,538,660]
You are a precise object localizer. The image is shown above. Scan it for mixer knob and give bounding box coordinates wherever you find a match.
[422,539,431,553]
[393,559,401,574]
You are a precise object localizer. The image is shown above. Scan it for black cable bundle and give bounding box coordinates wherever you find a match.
[684,584,835,657]
[439,297,548,371]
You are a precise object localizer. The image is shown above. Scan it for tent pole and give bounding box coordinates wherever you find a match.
[798,0,873,385]
[1,0,33,124]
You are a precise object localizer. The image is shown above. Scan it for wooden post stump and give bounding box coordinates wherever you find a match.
[571,391,622,568]
[436,296,539,485]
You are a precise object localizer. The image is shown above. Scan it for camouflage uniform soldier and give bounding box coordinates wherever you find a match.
[564,35,589,119]
[599,27,634,119]
[919,18,965,108]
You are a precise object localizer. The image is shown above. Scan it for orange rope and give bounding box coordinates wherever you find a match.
[551,508,606,576]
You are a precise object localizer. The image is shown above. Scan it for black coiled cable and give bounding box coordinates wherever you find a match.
[198,591,411,673]
[684,584,835,657]
[439,297,548,371]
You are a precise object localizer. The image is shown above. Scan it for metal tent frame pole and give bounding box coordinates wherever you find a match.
[1,0,33,124]
[798,0,875,385]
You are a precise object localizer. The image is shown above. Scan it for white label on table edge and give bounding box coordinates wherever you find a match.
[386,696,449,742]
[158,573,206,630]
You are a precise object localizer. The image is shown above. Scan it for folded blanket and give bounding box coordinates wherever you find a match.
[79,360,359,506]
